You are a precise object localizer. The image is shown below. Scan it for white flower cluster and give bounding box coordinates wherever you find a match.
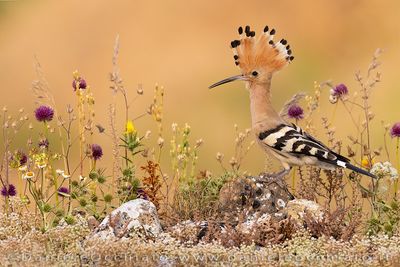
[370,162,398,180]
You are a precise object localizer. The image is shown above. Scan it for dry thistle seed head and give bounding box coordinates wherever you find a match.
[363,145,370,155]
[347,146,355,157]
[216,152,224,162]
[229,157,238,167]
[368,112,374,121]
[137,84,143,95]
[141,148,149,157]
[171,123,178,132]
[348,135,358,144]
[157,137,164,147]
[144,130,151,139]
[66,105,73,113]
[195,139,204,148]
[95,124,105,133]
[329,94,338,104]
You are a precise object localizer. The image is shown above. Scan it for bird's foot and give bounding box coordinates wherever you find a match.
[258,168,295,200]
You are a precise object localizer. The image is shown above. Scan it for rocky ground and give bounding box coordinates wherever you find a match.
[1,174,400,266]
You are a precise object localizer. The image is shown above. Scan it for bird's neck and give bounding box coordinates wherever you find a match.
[248,78,282,131]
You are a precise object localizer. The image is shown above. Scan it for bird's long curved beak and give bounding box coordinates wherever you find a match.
[208,74,245,89]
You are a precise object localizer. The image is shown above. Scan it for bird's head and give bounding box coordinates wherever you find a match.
[209,25,293,90]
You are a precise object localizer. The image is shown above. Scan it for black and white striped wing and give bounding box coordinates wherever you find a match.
[258,124,349,164]
[258,123,376,178]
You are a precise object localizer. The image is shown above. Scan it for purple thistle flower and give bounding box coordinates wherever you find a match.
[8,184,16,196]
[391,122,400,138]
[11,150,28,167]
[20,153,28,166]
[58,187,70,197]
[288,104,304,120]
[38,138,49,149]
[34,105,54,122]
[72,78,87,91]
[136,188,149,200]
[333,84,349,96]
[1,186,7,197]
[17,150,28,166]
[91,144,103,161]
[1,184,16,197]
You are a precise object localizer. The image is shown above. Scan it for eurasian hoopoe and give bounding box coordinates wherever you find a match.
[209,25,376,179]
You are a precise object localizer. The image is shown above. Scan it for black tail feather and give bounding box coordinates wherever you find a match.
[344,162,376,179]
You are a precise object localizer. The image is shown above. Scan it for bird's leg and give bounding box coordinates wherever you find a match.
[263,167,291,180]
[274,168,292,179]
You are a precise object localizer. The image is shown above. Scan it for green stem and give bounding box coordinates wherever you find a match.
[28,180,46,231]
[77,90,84,175]
[40,169,44,200]
[395,138,399,197]
[53,168,59,206]
[43,121,59,205]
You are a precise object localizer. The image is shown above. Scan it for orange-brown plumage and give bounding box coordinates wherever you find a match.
[231,25,293,75]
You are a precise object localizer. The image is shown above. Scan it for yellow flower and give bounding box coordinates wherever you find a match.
[87,182,97,193]
[361,156,375,168]
[72,70,80,80]
[126,120,136,134]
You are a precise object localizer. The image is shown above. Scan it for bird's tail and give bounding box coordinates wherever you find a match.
[230,25,293,75]
[337,160,376,179]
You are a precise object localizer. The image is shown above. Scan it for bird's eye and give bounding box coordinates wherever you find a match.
[252,71,258,76]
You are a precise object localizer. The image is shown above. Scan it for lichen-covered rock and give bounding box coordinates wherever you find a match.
[236,213,272,234]
[218,173,294,223]
[283,199,324,226]
[91,199,162,239]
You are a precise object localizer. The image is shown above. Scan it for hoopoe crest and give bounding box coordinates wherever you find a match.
[209,25,293,88]
[232,25,293,74]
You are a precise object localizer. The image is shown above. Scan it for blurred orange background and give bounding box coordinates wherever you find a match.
[1,0,400,177]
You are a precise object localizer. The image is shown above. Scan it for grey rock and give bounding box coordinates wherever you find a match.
[91,199,162,239]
